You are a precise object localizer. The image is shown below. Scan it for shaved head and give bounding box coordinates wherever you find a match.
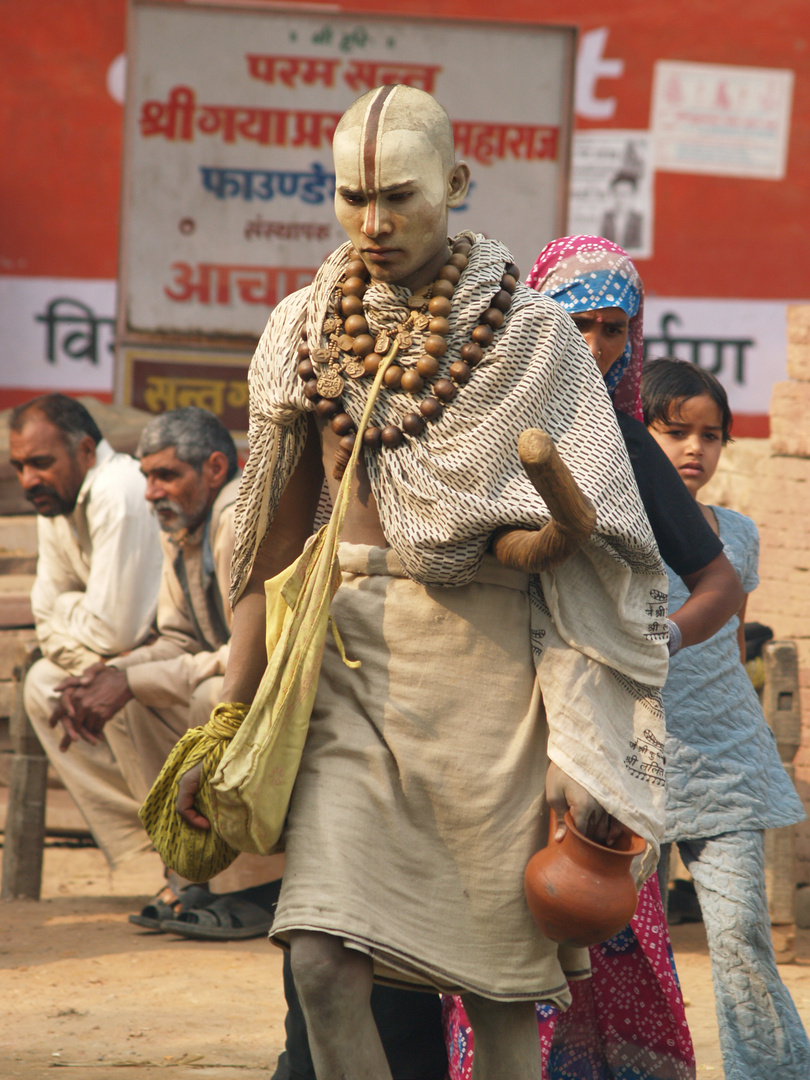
[332,86,470,290]
[334,85,457,175]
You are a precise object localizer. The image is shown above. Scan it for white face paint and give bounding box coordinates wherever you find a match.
[333,123,454,291]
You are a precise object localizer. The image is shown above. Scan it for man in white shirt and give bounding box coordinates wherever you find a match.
[10,394,163,866]
[19,403,281,935]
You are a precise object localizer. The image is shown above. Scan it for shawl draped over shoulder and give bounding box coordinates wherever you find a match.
[229,234,670,851]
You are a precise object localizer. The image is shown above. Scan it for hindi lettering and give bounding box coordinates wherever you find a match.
[35,298,115,367]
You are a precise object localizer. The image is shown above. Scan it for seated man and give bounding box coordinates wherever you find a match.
[179,85,670,1079]
[25,405,280,934]
[11,394,163,866]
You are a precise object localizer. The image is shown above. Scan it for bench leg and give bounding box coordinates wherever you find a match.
[1,646,47,901]
[2,754,48,899]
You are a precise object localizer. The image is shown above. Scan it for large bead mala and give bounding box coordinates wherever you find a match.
[297,238,520,478]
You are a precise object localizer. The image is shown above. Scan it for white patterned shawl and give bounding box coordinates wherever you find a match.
[230,234,670,849]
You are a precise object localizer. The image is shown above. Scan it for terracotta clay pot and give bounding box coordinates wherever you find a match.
[524,809,646,947]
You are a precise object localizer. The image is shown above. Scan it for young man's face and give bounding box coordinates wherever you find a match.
[9,413,94,517]
[333,126,454,292]
[611,179,635,212]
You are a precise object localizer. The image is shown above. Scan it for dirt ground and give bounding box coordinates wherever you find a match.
[2,819,810,1080]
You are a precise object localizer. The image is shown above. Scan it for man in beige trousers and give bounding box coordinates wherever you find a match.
[11,394,163,867]
[20,405,281,935]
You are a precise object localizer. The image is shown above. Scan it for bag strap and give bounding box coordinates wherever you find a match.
[326,342,399,543]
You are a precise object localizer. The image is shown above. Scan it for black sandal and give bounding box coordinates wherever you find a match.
[128,883,213,931]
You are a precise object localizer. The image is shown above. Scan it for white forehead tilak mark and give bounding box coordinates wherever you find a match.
[358,84,399,237]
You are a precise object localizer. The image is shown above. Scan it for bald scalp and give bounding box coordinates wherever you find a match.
[334,85,457,173]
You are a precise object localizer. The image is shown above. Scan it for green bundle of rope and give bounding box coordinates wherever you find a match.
[138,703,247,882]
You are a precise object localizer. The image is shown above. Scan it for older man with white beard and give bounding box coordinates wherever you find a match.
[178,86,669,1078]
[30,407,281,935]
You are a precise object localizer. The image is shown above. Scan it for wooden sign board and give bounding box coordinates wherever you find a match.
[117,0,575,346]
[120,346,249,438]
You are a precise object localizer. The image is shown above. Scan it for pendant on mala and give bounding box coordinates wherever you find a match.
[297,239,520,479]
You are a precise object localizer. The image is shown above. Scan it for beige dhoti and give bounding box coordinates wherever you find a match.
[270,544,586,1004]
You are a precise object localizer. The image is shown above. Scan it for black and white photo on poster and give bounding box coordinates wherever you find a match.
[568,130,654,259]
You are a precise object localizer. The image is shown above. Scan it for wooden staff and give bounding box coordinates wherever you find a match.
[492,429,596,574]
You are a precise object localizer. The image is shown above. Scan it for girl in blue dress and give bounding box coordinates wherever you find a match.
[642,357,809,1080]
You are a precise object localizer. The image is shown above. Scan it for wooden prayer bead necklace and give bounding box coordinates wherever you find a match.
[297,239,520,478]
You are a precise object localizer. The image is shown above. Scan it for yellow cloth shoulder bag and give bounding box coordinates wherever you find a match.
[139,349,395,882]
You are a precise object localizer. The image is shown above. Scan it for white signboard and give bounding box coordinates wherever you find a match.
[568,130,654,259]
[0,277,116,405]
[120,2,574,338]
[651,60,794,180]
[643,297,804,431]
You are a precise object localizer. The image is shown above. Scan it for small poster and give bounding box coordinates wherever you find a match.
[120,347,250,436]
[651,60,794,180]
[567,130,654,258]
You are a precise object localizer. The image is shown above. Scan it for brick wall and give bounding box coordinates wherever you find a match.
[702,304,810,883]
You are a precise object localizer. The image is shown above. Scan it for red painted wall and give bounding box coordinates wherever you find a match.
[1,1,126,279]
[1,1,807,294]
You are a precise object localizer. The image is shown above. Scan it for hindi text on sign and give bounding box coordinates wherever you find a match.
[140,86,341,149]
[200,163,336,203]
[644,311,752,385]
[36,298,115,368]
[244,54,441,93]
[140,86,559,166]
[163,263,318,307]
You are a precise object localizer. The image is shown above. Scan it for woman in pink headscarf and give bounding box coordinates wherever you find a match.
[443,237,743,1080]
[526,234,645,420]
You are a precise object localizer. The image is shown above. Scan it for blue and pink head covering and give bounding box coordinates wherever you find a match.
[526,235,644,421]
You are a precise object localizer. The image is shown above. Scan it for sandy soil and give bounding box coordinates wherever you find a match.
[2,833,809,1079]
[0,841,286,1080]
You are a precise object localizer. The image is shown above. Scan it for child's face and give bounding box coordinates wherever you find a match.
[570,308,629,377]
[647,393,724,498]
